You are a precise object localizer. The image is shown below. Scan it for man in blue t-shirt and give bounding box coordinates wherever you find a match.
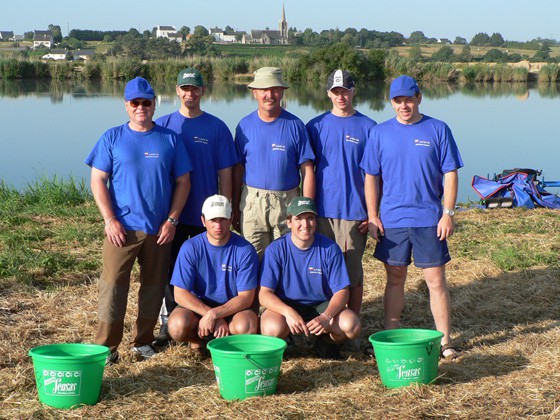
[307,69,377,316]
[259,196,361,359]
[85,77,192,363]
[360,75,464,360]
[168,195,259,357]
[154,68,238,345]
[233,67,315,258]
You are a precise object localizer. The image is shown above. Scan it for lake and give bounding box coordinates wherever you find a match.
[1,79,559,203]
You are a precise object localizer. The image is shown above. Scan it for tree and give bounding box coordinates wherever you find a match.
[489,32,505,47]
[48,24,63,43]
[24,31,33,40]
[431,45,455,62]
[533,42,551,61]
[193,25,209,37]
[457,44,473,62]
[482,48,507,63]
[454,36,467,45]
[408,45,423,62]
[178,26,190,41]
[408,31,428,44]
[225,25,234,32]
[186,31,217,56]
[471,32,490,46]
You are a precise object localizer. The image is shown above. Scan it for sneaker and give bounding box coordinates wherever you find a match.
[132,344,157,360]
[106,351,119,366]
[313,336,344,360]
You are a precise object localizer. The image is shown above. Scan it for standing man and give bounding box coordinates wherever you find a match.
[155,68,238,344]
[233,67,315,258]
[259,196,361,359]
[85,77,192,363]
[306,69,377,315]
[361,75,463,359]
[168,195,259,357]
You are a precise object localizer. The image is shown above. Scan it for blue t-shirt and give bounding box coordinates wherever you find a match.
[259,233,350,305]
[85,122,192,235]
[170,232,259,305]
[360,115,464,228]
[307,111,377,220]
[156,111,238,226]
[235,109,315,191]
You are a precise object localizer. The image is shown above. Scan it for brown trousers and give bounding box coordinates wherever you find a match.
[95,231,170,352]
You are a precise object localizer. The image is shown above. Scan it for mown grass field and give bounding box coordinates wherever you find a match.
[0,179,559,418]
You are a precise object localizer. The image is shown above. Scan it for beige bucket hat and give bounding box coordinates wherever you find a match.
[247,67,289,89]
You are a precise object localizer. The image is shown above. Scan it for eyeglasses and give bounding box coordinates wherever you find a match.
[128,99,153,108]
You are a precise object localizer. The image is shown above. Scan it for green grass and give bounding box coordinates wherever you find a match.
[0,176,100,290]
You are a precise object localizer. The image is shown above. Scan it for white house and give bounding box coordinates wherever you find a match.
[33,30,53,49]
[210,27,242,43]
[156,25,176,38]
[42,49,67,60]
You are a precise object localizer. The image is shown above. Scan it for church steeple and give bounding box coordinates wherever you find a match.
[279,4,288,44]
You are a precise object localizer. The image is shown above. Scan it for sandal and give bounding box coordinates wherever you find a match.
[440,343,463,360]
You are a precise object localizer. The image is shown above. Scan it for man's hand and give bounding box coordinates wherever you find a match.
[437,214,454,241]
[157,220,176,245]
[284,308,309,336]
[367,216,384,242]
[105,219,127,247]
[306,313,332,336]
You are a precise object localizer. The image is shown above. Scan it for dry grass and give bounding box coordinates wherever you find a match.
[1,208,559,419]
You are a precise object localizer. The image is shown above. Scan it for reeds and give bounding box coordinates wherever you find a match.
[538,64,560,83]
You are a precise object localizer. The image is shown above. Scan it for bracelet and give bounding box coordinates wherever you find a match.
[322,312,332,321]
[105,216,116,226]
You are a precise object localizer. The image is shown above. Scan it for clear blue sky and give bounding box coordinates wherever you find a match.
[3,0,558,42]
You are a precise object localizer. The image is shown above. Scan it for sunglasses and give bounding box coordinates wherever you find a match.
[128,99,153,108]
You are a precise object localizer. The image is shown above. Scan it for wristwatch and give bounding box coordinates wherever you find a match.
[443,208,455,217]
[167,216,178,226]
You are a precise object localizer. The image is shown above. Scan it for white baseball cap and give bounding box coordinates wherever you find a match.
[202,195,232,219]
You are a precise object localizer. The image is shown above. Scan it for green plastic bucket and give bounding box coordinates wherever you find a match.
[369,329,443,389]
[28,343,109,409]
[207,334,287,400]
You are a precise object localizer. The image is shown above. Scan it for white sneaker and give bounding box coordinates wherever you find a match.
[131,344,157,360]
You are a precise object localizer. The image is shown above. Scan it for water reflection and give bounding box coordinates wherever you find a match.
[2,78,558,102]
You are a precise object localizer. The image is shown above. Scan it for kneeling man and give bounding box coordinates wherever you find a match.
[168,195,259,355]
[259,196,361,359]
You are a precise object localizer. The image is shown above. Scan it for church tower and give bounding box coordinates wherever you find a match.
[279,4,288,44]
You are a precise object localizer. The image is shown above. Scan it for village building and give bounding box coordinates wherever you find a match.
[242,5,289,45]
[33,30,53,49]
[0,31,14,41]
[42,49,67,60]
[155,25,182,42]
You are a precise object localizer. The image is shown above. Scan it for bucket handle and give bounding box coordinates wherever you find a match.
[426,341,435,356]
[243,354,267,370]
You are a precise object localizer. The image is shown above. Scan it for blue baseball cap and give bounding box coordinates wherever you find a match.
[389,75,419,99]
[124,77,155,101]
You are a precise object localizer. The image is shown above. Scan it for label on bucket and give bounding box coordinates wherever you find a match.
[383,357,426,381]
[244,366,280,395]
[41,369,82,397]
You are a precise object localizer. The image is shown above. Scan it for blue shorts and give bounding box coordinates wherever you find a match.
[373,226,451,268]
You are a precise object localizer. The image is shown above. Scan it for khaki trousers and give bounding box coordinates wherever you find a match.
[240,185,299,258]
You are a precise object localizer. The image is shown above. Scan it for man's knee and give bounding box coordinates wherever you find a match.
[230,311,259,334]
[260,311,288,338]
[338,309,361,339]
[168,308,197,342]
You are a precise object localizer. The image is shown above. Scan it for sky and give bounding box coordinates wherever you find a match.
[3,0,559,42]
